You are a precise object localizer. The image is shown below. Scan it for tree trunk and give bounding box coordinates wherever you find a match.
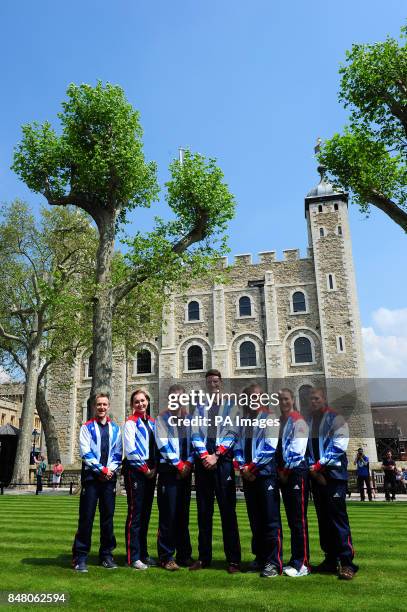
[11,344,40,486]
[36,383,61,464]
[91,214,116,397]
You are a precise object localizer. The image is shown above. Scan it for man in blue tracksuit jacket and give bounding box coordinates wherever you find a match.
[190,369,241,573]
[155,384,195,570]
[234,386,282,578]
[307,388,357,580]
[72,393,122,572]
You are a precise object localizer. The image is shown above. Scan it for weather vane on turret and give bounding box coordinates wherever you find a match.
[314,137,326,182]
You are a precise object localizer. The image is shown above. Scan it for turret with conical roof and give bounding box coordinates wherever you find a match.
[304,139,376,461]
[305,139,348,215]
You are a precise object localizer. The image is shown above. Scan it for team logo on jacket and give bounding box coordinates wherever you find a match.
[268,485,273,491]
[226,476,232,481]
[293,484,300,490]
[333,492,341,498]
[133,482,138,490]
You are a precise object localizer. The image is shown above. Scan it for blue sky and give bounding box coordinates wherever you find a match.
[1,1,406,376]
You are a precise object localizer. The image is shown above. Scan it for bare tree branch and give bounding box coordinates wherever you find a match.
[0,323,27,345]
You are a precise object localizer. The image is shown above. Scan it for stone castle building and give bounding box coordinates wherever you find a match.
[46,164,378,466]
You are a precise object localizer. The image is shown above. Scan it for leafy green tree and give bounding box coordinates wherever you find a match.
[12,82,235,396]
[0,202,96,484]
[318,26,407,232]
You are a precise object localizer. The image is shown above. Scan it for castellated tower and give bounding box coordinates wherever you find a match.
[305,159,377,461]
[44,154,377,466]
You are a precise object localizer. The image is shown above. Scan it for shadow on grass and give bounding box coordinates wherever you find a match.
[20,555,236,572]
[22,554,72,569]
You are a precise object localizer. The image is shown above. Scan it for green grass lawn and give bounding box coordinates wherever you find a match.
[0,496,406,612]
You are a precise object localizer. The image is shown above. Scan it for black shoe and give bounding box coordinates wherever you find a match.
[73,560,88,573]
[313,559,338,574]
[141,556,158,567]
[260,563,279,578]
[100,556,118,569]
[176,557,194,567]
[189,560,210,571]
[246,559,263,573]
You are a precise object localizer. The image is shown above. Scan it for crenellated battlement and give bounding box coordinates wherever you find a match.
[215,248,313,268]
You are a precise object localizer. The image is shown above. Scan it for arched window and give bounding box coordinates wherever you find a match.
[188,301,200,321]
[299,384,313,416]
[318,205,323,213]
[187,345,203,370]
[292,291,306,313]
[334,203,339,211]
[239,341,257,367]
[136,349,152,374]
[294,337,312,363]
[239,296,252,317]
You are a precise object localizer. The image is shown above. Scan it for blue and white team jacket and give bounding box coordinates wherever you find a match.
[80,418,122,477]
[191,400,239,458]
[279,411,309,472]
[307,407,349,480]
[123,414,156,473]
[234,410,279,477]
[155,409,195,473]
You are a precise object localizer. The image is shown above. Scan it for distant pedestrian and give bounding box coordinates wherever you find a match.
[382,450,397,501]
[34,455,47,494]
[354,448,372,501]
[52,459,64,489]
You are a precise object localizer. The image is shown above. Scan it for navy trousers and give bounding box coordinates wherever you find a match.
[157,470,192,562]
[384,475,396,500]
[243,474,283,572]
[357,475,372,501]
[195,459,241,564]
[72,478,117,562]
[311,478,356,569]
[281,470,310,570]
[125,468,156,564]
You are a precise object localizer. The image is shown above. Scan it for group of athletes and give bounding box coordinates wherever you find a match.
[72,369,357,581]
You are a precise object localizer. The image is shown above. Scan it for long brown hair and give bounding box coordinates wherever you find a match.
[130,388,151,416]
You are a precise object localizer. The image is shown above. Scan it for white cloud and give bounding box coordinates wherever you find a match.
[362,308,407,378]
[372,307,407,336]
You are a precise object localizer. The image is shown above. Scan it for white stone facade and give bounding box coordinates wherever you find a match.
[46,175,377,465]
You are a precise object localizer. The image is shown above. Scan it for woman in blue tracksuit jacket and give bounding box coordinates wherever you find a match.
[277,388,310,577]
[123,389,158,570]
[234,385,282,578]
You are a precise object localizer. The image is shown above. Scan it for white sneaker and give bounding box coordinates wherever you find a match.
[283,564,310,577]
[130,559,148,570]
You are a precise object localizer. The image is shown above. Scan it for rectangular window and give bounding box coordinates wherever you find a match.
[337,225,342,236]
[336,335,346,353]
[327,273,336,291]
